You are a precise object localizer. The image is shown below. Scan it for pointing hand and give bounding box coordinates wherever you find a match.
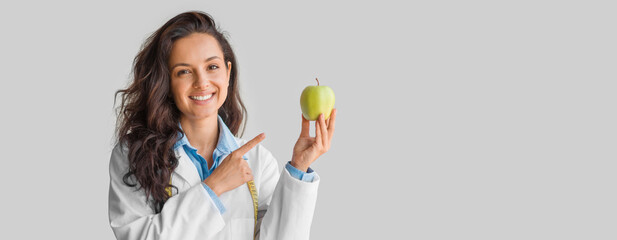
[204,133,265,196]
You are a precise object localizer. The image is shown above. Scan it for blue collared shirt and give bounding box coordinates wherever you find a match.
[174,115,315,214]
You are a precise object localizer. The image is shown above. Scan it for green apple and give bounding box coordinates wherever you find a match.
[300,78,335,121]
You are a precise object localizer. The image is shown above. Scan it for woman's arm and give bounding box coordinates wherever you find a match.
[256,149,320,240]
[256,109,336,240]
[108,144,225,240]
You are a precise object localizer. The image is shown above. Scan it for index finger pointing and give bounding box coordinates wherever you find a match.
[234,133,266,156]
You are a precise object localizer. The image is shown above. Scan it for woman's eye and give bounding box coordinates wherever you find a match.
[177,70,190,76]
[208,65,219,70]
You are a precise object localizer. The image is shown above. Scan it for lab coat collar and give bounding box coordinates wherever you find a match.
[172,115,246,185]
[173,147,202,185]
[173,115,246,159]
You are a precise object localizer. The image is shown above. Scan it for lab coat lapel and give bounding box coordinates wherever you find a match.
[173,147,201,186]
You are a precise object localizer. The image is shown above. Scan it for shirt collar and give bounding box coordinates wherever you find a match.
[173,115,247,159]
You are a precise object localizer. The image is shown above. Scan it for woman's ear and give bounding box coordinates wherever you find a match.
[226,61,232,82]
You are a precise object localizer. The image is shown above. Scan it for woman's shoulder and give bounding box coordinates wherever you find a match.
[111,141,129,157]
[109,141,131,170]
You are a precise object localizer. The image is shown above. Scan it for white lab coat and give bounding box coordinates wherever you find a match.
[108,138,320,240]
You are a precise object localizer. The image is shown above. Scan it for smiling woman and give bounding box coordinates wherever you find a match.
[169,33,232,121]
[113,11,246,214]
[110,10,336,240]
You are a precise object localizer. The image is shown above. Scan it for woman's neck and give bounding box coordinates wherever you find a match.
[179,115,219,157]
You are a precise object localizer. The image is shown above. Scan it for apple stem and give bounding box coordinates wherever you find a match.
[316,77,320,86]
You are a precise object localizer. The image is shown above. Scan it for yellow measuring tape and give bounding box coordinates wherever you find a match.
[165,180,172,197]
[247,180,259,239]
[166,178,259,239]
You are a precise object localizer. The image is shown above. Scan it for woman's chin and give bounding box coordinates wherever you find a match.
[185,110,219,121]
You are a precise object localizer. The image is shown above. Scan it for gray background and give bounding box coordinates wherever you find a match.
[0,0,615,239]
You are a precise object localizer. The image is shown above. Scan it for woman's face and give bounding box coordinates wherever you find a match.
[168,33,232,121]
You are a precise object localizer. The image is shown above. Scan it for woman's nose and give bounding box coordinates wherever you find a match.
[193,71,210,89]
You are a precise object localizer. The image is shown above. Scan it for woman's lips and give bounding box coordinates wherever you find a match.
[189,93,215,105]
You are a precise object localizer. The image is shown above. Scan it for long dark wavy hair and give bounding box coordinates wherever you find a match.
[114,11,246,213]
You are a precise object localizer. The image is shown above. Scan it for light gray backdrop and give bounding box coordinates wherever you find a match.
[0,0,615,239]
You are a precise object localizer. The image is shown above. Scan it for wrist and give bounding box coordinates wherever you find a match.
[203,178,222,196]
[290,159,309,172]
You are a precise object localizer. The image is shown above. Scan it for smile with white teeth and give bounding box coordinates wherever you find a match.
[189,94,213,101]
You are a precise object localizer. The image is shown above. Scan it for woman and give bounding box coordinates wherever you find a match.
[109,11,336,240]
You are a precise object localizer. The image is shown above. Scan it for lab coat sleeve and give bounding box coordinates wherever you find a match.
[257,149,320,240]
[253,148,279,239]
[108,143,225,240]
[285,162,316,182]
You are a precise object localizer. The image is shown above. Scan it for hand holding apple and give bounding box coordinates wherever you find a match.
[291,109,337,172]
[292,78,337,172]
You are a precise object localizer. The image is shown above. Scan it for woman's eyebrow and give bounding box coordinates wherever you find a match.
[170,56,221,70]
